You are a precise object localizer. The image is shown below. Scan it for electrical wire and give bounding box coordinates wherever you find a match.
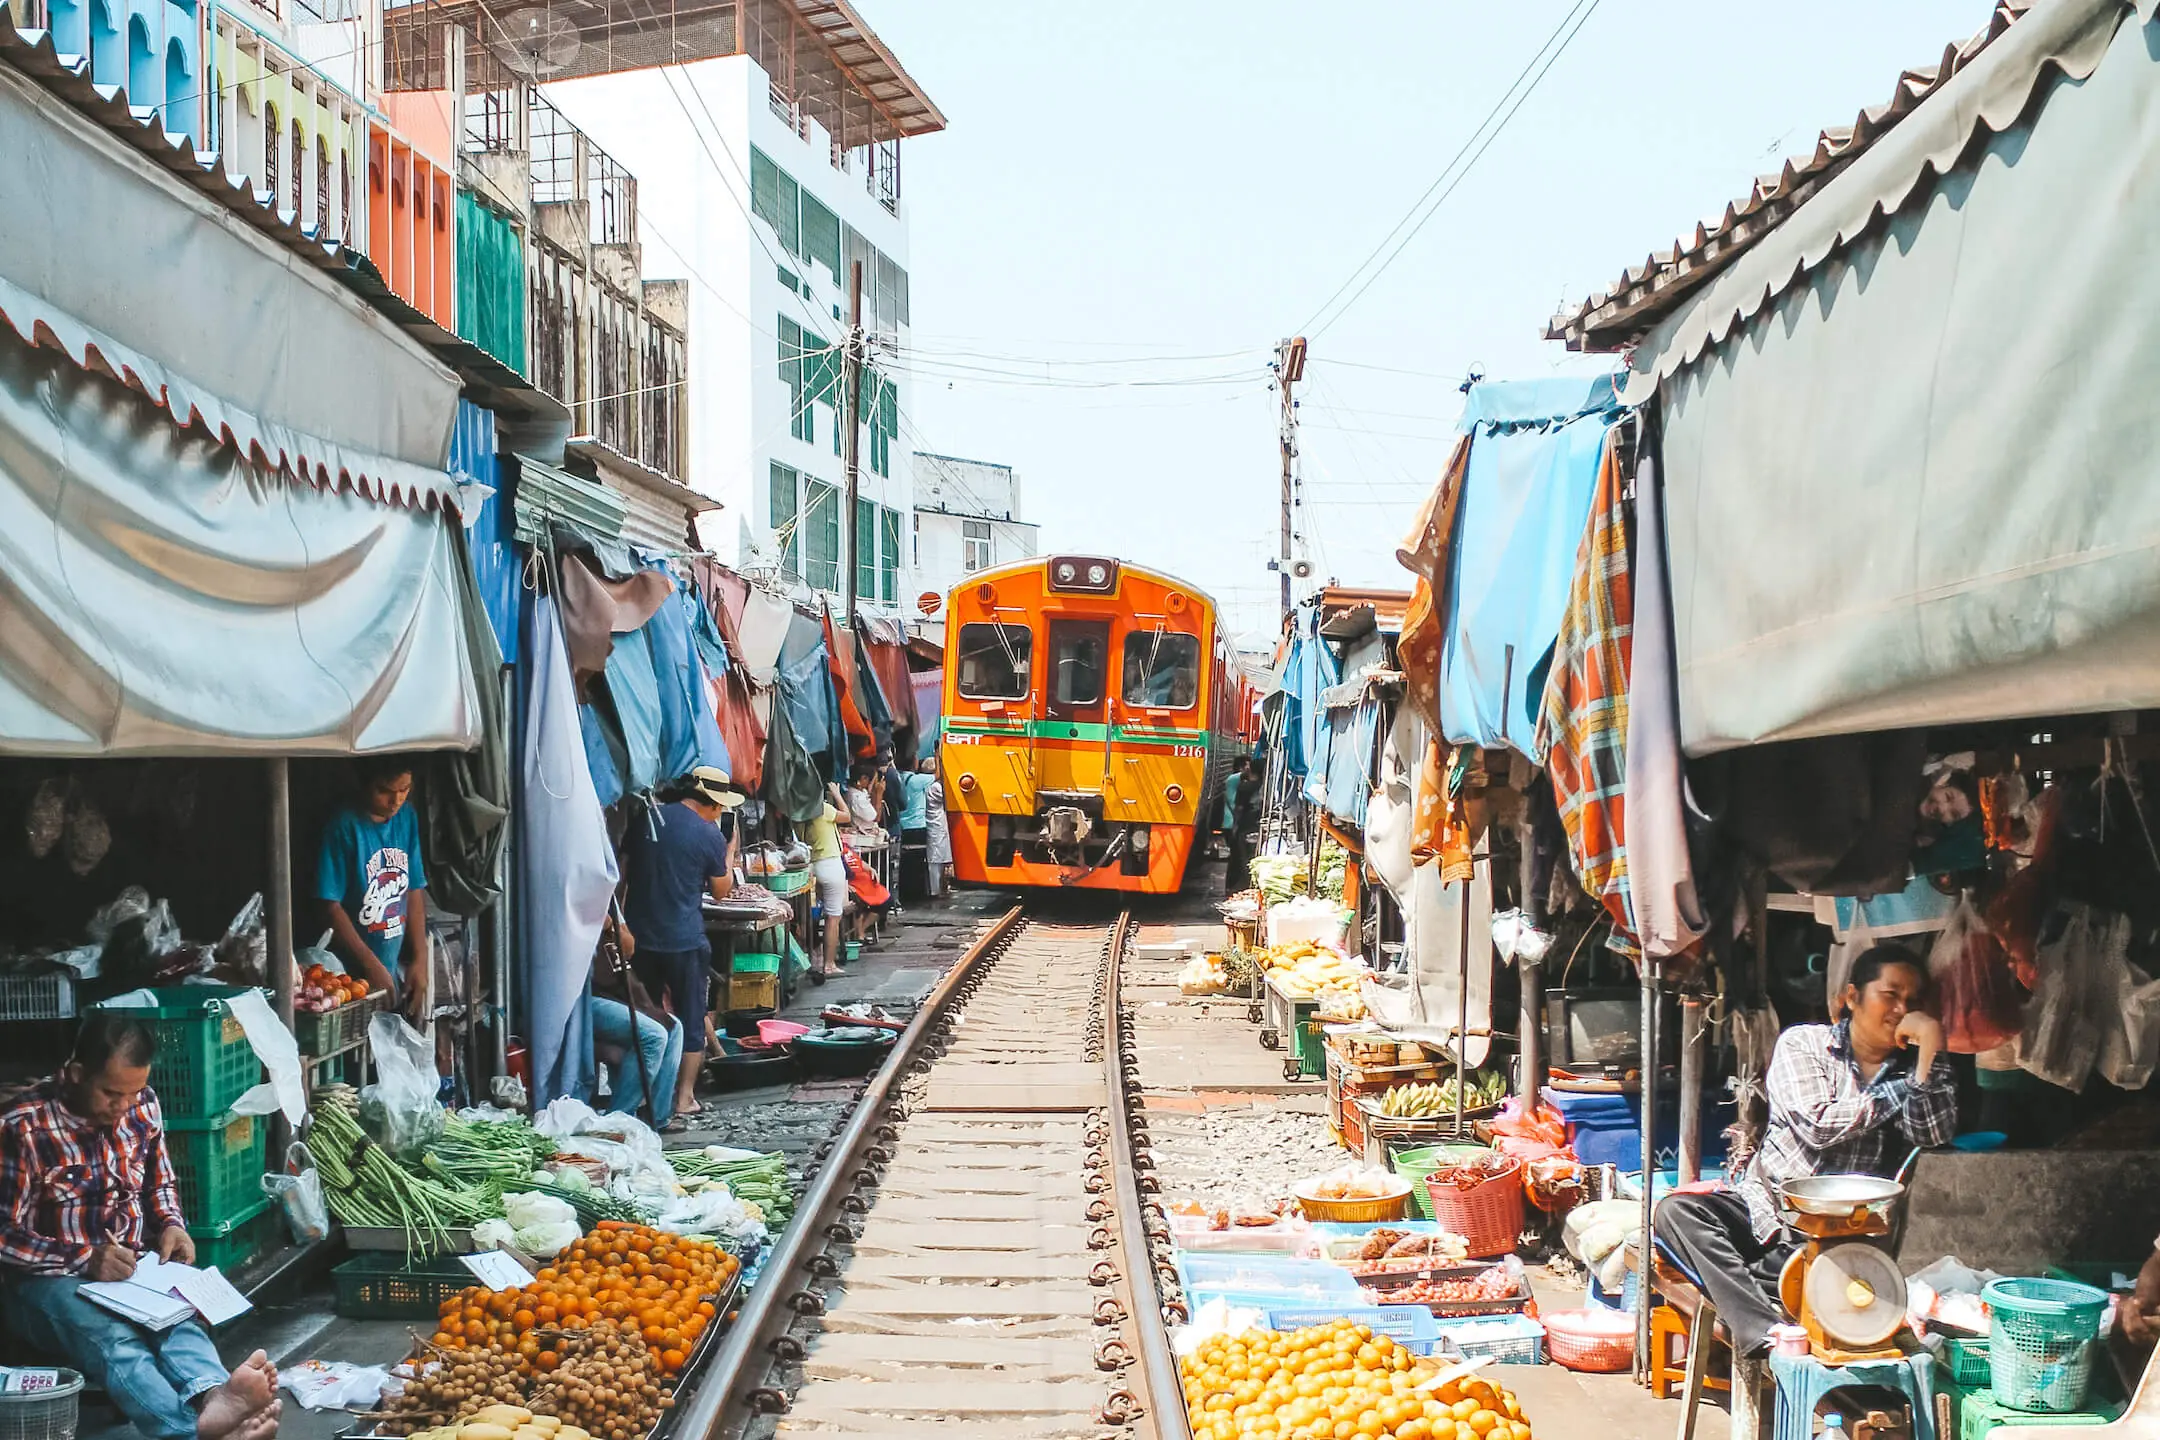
[1297,0,1607,339]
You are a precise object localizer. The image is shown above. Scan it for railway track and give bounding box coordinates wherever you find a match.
[675,905,1192,1440]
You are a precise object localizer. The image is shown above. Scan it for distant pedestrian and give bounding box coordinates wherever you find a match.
[923,759,953,900]
[621,767,741,1122]
[1225,754,1265,894]
[896,761,934,901]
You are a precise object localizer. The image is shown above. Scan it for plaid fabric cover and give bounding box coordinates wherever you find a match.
[1534,434,1636,943]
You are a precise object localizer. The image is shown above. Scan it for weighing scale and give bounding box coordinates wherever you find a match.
[1776,1175,1911,1364]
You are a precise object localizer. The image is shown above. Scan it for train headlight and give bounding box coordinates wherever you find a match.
[1130,825,1150,851]
[1164,783,1185,804]
[1055,561,1078,585]
[1087,563,1108,585]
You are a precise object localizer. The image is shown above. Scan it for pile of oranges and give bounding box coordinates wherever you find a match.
[428,1222,738,1375]
[1181,1321,1533,1440]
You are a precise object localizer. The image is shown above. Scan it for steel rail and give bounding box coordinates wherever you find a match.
[1103,910,1193,1440]
[676,903,1027,1440]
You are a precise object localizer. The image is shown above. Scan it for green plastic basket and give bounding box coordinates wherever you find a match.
[733,952,782,975]
[333,1252,479,1319]
[190,1199,279,1276]
[1944,1336,1992,1388]
[1393,1145,1494,1221]
[1985,1277,2108,1413]
[165,1109,268,1230]
[109,986,265,1122]
[1291,1019,1326,1078]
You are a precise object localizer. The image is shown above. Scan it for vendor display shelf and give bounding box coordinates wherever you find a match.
[0,966,76,1021]
[334,1252,485,1319]
[295,992,390,1062]
[192,1200,280,1277]
[132,985,267,1121]
[165,1108,267,1229]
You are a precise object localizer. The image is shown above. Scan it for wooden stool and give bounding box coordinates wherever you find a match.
[1652,1304,1733,1400]
[1653,1258,1738,1440]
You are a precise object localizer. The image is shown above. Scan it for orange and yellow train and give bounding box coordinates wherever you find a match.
[938,556,1247,894]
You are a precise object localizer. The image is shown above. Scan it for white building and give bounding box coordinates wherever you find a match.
[912,452,1040,607]
[542,5,943,612]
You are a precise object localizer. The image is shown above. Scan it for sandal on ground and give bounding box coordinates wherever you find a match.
[660,1117,689,1134]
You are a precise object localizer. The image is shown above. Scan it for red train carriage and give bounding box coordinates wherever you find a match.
[938,556,1241,894]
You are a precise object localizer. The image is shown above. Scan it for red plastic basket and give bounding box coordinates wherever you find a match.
[1542,1308,1636,1372]
[1423,1157,1526,1259]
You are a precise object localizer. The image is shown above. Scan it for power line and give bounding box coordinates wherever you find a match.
[1296,0,1606,339]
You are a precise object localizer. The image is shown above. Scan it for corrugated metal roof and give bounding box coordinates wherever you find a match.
[1546,1,2037,354]
[0,14,570,488]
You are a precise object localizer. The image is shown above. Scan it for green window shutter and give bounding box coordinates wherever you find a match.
[855,496,877,602]
[776,170,801,257]
[778,318,813,444]
[801,193,842,287]
[769,462,800,577]
[879,507,901,604]
[805,481,839,591]
[456,190,526,373]
[750,148,784,234]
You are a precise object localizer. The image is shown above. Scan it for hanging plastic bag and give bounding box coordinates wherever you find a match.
[2020,904,2125,1092]
[2098,959,2160,1091]
[262,1142,330,1243]
[359,1013,444,1161]
[1928,897,2025,1055]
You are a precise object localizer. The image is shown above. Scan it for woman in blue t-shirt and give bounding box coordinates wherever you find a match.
[316,756,430,1026]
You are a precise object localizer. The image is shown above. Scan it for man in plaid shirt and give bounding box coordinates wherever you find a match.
[0,1015,280,1440]
[1654,945,1958,1356]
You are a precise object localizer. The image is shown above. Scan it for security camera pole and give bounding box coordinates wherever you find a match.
[1276,336,1307,624]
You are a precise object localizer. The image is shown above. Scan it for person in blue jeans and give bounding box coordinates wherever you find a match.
[588,908,686,1129]
[0,1016,282,1440]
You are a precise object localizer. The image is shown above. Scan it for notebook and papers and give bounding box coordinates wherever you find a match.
[81,1254,251,1330]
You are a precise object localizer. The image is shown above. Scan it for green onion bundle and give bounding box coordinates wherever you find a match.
[665,1150,795,1223]
[311,1091,497,1256]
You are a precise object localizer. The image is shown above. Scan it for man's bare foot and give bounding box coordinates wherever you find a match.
[196,1356,276,1440]
[228,1400,280,1440]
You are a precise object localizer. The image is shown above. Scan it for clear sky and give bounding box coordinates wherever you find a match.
[844,0,1985,645]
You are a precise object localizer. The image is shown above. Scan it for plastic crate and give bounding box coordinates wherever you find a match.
[1960,1385,2121,1438]
[166,1108,267,1229]
[727,972,778,1013]
[294,992,389,1059]
[333,1252,482,1319]
[1177,1255,1361,1300]
[191,1200,279,1275]
[0,966,77,1021]
[732,952,782,975]
[107,986,265,1122]
[1433,1314,1546,1366]
[1270,1305,1442,1355]
[1292,1018,1327,1077]
[1944,1336,1992,1388]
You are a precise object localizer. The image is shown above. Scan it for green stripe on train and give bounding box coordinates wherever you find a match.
[943,721,1213,749]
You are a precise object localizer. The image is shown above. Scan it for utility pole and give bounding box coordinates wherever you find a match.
[842,259,865,624]
[1276,335,1307,625]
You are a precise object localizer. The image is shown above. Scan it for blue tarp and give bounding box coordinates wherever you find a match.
[1277,604,1339,784]
[1438,378,1622,750]
[603,626,665,796]
[777,610,848,782]
[647,586,729,781]
[452,401,519,667]
[1320,694,1381,827]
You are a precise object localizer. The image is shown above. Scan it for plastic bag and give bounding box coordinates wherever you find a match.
[359,1013,444,1161]
[1928,898,2025,1055]
[2098,959,2160,1091]
[24,777,65,859]
[1487,1096,1570,1163]
[2020,905,2126,1092]
[85,886,152,942]
[280,1361,391,1412]
[263,1142,330,1243]
[215,894,267,984]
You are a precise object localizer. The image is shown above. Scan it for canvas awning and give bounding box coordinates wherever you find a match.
[1634,0,2160,753]
[0,57,483,755]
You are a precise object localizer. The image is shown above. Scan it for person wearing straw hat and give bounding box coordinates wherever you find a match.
[620,766,743,1124]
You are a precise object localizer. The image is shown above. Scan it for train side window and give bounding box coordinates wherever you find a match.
[956,622,1032,700]
[1046,619,1108,709]
[1122,630,1201,709]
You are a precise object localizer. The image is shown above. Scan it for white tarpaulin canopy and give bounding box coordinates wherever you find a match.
[1633,0,2160,754]
[0,54,480,756]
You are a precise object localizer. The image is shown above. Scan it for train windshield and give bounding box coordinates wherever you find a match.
[956,622,1033,699]
[1122,629,1200,709]
[1047,619,1109,708]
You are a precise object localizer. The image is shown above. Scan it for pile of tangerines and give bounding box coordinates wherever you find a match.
[429,1221,738,1376]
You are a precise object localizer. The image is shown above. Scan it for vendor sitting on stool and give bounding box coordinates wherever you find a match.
[1654,944,1957,1357]
[0,1015,283,1440]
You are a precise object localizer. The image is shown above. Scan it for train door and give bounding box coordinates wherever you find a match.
[1038,616,1111,797]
